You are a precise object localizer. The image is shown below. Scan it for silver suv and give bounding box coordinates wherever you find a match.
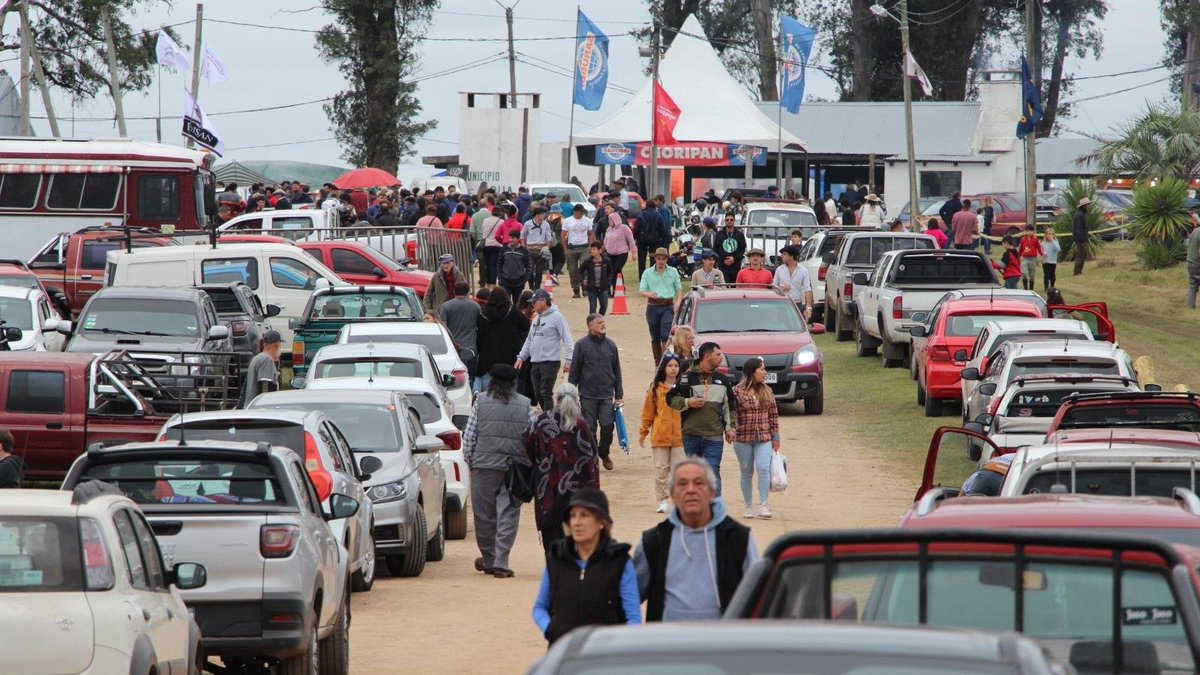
[62,440,360,673]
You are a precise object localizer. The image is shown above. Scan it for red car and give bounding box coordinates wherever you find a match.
[1047,391,1200,438]
[911,298,1044,418]
[672,285,825,413]
[298,240,433,299]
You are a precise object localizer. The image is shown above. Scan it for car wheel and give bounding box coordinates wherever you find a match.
[924,389,942,417]
[854,322,877,357]
[393,508,427,578]
[445,506,468,540]
[277,618,318,675]
[426,516,446,562]
[350,528,376,592]
[804,390,824,415]
[835,308,854,342]
[880,328,904,369]
[824,303,838,333]
[317,591,350,675]
[916,381,926,406]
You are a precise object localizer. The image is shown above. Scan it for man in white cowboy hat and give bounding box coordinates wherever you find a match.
[1072,197,1092,275]
[859,193,885,229]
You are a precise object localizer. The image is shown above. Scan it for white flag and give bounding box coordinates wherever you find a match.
[201,47,228,84]
[155,31,191,72]
[181,88,225,156]
[905,50,933,97]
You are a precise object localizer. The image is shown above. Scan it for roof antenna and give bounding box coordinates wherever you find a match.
[1063,337,1069,353]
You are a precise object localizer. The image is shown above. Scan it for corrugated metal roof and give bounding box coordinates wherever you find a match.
[1035,137,1101,176]
[756,101,981,158]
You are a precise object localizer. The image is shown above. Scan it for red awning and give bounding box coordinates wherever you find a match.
[0,164,125,173]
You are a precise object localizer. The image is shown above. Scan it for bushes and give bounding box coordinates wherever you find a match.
[1127,178,1192,269]
[1136,239,1187,270]
[1053,178,1106,261]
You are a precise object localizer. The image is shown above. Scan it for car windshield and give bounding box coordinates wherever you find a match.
[0,297,33,330]
[0,275,39,290]
[80,459,284,505]
[81,298,200,337]
[746,209,817,228]
[987,333,1090,359]
[531,185,587,203]
[1058,404,1200,432]
[313,357,423,380]
[1002,388,1091,418]
[0,516,84,592]
[254,401,402,452]
[891,256,994,284]
[921,200,948,216]
[1022,468,1196,498]
[310,293,416,321]
[1009,360,1120,380]
[556,652,1019,675]
[945,314,1029,338]
[695,300,804,334]
[202,289,242,315]
[345,332,448,355]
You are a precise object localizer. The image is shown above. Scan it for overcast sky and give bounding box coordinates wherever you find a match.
[9,0,1175,180]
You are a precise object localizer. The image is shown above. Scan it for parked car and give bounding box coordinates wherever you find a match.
[296,342,452,396]
[61,440,359,673]
[736,200,819,266]
[335,321,472,418]
[0,285,71,351]
[918,193,1027,236]
[0,483,207,675]
[0,257,71,318]
[289,285,422,378]
[894,196,942,225]
[1047,391,1200,439]
[306,375,469,540]
[795,227,858,323]
[910,297,1044,417]
[298,240,433,298]
[530,622,1071,675]
[158,408,377,589]
[523,182,596,218]
[822,231,936,342]
[672,284,824,413]
[195,281,280,368]
[248,389,448,578]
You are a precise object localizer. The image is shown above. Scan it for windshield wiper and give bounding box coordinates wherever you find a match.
[89,327,173,337]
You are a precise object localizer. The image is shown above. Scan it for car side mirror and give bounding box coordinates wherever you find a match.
[1144,383,1163,392]
[976,413,994,426]
[288,318,300,330]
[207,325,229,339]
[3,327,21,342]
[960,367,981,381]
[372,266,387,279]
[451,415,469,431]
[964,421,986,435]
[325,493,360,521]
[358,454,383,480]
[978,382,998,396]
[953,349,968,362]
[809,322,826,335]
[852,272,869,285]
[910,312,928,324]
[265,304,282,318]
[441,373,455,388]
[170,562,207,590]
[289,376,306,389]
[414,434,444,454]
[909,326,926,338]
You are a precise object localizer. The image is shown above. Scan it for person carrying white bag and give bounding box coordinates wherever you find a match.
[731,357,781,520]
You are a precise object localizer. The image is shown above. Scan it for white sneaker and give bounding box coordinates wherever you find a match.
[743,506,755,519]
[758,505,772,519]
[656,499,669,514]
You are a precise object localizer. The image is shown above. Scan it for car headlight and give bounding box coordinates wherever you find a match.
[795,345,820,367]
[367,480,408,504]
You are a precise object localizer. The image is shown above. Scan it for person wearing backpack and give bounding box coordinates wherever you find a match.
[635,207,665,278]
[498,233,532,305]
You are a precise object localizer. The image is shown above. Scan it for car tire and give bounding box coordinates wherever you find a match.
[835,308,854,342]
[880,328,904,369]
[804,390,824,415]
[277,618,319,675]
[391,508,427,578]
[350,528,376,592]
[318,591,350,675]
[924,389,942,417]
[426,516,446,562]
[908,352,919,380]
[916,381,926,406]
[854,322,877,357]
[445,506,468,541]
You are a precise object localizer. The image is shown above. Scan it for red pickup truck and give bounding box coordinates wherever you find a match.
[0,351,238,480]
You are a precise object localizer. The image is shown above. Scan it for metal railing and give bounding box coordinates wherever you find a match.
[91,350,243,416]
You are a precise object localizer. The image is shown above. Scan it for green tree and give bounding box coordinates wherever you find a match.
[0,1,174,98]
[1092,104,1200,183]
[1034,0,1108,137]
[316,0,438,173]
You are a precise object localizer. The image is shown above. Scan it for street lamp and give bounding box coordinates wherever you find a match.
[870,2,920,227]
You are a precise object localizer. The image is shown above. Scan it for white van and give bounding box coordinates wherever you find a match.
[104,242,348,352]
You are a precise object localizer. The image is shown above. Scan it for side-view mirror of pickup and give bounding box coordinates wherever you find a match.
[265,304,282,318]
[325,493,360,521]
[207,325,230,339]
[372,266,387,279]
[2,327,21,343]
[441,373,455,388]
[978,382,998,396]
[960,367,981,381]
[851,272,869,286]
[909,326,927,338]
[169,562,208,590]
[43,318,73,335]
[414,434,445,454]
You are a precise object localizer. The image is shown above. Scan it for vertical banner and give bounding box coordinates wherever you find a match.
[905,50,933,97]
[1016,55,1044,140]
[779,16,816,114]
[573,11,609,111]
[181,89,225,156]
[653,81,681,145]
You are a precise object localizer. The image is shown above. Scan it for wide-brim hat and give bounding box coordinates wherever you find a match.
[747,248,766,257]
[563,488,612,525]
[653,247,670,258]
[1077,197,1092,207]
[866,193,881,203]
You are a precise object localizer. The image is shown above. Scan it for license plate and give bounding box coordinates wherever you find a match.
[764,372,778,384]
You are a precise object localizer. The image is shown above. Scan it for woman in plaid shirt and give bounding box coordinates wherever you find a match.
[731,357,780,520]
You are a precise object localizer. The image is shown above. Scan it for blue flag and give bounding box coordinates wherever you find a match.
[1016,55,1044,139]
[573,11,609,111]
[779,16,816,114]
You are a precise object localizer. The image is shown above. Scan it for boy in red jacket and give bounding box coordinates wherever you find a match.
[999,236,1023,289]
[1016,224,1043,291]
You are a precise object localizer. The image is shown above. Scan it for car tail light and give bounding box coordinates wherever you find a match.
[892,296,903,320]
[437,430,462,451]
[260,524,300,558]
[817,264,828,281]
[452,367,469,388]
[930,345,953,362]
[304,432,333,502]
[843,281,853,297]
[453,462,461,482]
[80,517,114,591]
[231,320,249,337]
[292,340,305,366]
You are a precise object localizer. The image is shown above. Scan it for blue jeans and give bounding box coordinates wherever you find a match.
[473,373,491,395]
[646,303,674,342]
[733,441,772,506]
[683,435,724,496]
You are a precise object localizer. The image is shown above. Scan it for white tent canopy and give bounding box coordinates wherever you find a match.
[573,15,805,152]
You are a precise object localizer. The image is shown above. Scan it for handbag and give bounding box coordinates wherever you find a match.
[504,457,535,506]
[769,452,788,493]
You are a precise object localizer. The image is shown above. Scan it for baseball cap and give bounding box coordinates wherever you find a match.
[262,330,282,345]
[531,289,552,303]
[780,244,801,257]
[438,253,454,264]
[701,250,717,260]
[563,487,612,525]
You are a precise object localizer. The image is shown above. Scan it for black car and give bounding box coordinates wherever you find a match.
[196,281,280,368]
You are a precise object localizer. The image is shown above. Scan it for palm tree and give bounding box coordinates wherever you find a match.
[1090,104,1200,183]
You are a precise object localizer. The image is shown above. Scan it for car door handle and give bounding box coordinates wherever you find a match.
[45,422,63,430]
[142,608,152,621]
[79,274,93,280]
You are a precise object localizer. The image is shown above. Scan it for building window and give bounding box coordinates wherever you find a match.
[919,171,961,199]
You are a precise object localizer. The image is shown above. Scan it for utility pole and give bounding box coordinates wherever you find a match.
[17,6,29,137]
[900,0,919,230]
[186,3,204,148]
[497,0,527,184]
[18,0,59,137]
[1185,0,1200,110]
[100,7,127,136]
[1023,0,1038,229]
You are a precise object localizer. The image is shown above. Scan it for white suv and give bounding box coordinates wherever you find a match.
[0,483,207,674]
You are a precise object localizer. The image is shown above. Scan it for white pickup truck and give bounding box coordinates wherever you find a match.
[852,248,998,368]
[822,231,936,340]
[217,208,416,262]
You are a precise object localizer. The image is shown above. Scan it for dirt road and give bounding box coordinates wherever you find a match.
[348,285,914,674]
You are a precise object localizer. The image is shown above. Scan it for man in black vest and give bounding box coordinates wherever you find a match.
[633,458,758,621]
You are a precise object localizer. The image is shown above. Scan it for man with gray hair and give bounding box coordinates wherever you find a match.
[567,314,623,471]
[633,457,757,621]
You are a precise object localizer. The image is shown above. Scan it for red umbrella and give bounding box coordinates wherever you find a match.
[332,167,402,190]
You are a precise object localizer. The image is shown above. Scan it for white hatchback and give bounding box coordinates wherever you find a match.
[0,285,71,351]
[335,321,472,417]
[0,484,207,674]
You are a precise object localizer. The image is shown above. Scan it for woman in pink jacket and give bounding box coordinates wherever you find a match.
[602,205,636,293]
[495,204,524,246]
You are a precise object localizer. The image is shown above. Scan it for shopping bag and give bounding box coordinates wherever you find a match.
[614,405,630,454]
[769,452,788,493]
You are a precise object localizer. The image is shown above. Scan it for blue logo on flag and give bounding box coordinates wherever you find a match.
[780,17,816,115]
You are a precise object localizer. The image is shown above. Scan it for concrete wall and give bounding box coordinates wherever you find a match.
[884,154,1024,213]
[456,93,542,192]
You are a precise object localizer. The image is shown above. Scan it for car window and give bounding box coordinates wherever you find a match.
[201,257,260,290]
[0,516,84,591]
[406,409,425,441]
[972,327,991,360]
[1009,359,1120,380]
[204,289,242,314]
[313,357,423,380]
[947,314,1031,338]
[1002,388,1085,418]
[311,292,417,320]
[0,296,33,330]
[317,425,345,471]
[406,393,444,424]
[271,257,320,290]
[289,461,319,514]
[1058,404,1200,432]
[80,297,201,337]
[6,370,65,414]
[324,421,356,471]
[345,331,447,354]
[330,248,379,276]
[113,510,150,589]
[819,234,843,257]
[81,458,283,506]
[1023,469,1195,498]
[845,238,874,265]
[246,291,266,321]
[129,511,166,589]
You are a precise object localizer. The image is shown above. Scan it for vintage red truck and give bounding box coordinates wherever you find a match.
[28,226,173,317]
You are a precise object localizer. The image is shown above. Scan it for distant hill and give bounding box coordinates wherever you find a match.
[215,160,351,187]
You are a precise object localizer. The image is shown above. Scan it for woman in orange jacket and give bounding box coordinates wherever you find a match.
[638,354,684,514]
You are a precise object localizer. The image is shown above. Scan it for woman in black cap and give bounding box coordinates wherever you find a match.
[532,487,641,644]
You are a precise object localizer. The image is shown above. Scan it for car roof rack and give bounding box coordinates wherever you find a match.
[71,479,124,505]
[692,283,786,298]
[1009,374,1137,387]
[1064,390,1198,404]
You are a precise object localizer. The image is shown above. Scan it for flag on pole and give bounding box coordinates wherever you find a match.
[779,16,816,114]
[181,89,225,156]
[905,50,933,97]
[573,10,609,111]
[155,31,191,72]
[1016,55,1044,140]
[653,80,681,145]
[200,47,228,84]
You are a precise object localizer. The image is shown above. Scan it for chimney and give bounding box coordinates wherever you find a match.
[976,70,1021,153]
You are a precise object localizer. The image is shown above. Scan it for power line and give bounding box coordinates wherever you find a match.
[225,135,458,152]
[1061,75,1172,106]
[205,17,627,42]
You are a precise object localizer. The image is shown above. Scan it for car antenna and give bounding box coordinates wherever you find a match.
[178,409,187,446]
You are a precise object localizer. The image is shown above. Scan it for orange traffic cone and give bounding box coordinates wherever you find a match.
[541,272,555,295]
[610,272,629,315]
